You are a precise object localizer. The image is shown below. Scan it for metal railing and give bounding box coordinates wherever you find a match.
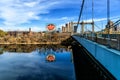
[74,33,120,51]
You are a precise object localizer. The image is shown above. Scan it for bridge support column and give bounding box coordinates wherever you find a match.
[92,21,94,33]
[117,34,120,50]
[70,22,74,35]
[81,22,84,35]
[92,21,94,41]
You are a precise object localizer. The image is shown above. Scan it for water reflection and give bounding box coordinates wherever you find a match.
[0,45,75,80]
[0,44,69,53]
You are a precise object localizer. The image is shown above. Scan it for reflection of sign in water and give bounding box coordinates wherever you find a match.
[47,24,55,31]
[46,54,55,62]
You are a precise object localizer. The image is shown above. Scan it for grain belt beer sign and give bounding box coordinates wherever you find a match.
[47,24,55,31]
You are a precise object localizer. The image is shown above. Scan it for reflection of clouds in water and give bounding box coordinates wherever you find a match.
[0,45,75,80]
[8,58,74,80]
[37,47,71,55]
[17,73,70,80]
[0,44,72,54]
[15,61,75,80]
[0,55,46,80]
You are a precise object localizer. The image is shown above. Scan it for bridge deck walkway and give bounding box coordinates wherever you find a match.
[72,35,119,79]
[72,42,103,80]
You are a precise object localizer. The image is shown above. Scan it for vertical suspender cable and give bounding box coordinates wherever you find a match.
[92,0,94,40]
[107,0,110,23]
[92,0,94,23]
[107,0,110,47]
[85,1,87,38]
[76,0,85,33]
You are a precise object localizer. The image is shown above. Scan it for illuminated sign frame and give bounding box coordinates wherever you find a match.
[47,24,56,31]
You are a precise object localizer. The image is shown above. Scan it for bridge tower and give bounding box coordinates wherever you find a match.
[72,21,94,35]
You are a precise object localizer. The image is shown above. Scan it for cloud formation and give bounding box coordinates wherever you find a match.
[0,0,80,31]
[0,0,58,26]
[0,0,119,31]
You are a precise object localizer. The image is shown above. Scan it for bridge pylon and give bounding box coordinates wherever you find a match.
[72,21,94,35]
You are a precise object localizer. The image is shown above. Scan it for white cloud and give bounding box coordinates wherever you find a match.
[0,25,45,32]
[0,0,62,28]
[2,0,118,32]
[83,18,107,22]
[30,26,46,32]
[0,0,81,31]
[24,2,38,7]
[59,17,75,21]
[57,23,66,27]
[83,16,120,22]
[43,16,76,22]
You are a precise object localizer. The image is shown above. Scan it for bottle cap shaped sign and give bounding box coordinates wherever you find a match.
[47,24,55,31]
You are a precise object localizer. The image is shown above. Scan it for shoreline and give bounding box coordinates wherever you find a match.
[0,42,61,45]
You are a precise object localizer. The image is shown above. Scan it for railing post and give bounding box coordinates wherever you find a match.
[92,21,94,41]
[117,34,120,50]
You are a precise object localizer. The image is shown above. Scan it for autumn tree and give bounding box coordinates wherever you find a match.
[0,29,7,37]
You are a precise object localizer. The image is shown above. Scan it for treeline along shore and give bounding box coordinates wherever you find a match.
[0,29,71,44]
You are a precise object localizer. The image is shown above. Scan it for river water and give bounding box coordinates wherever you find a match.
[0,44,76,80]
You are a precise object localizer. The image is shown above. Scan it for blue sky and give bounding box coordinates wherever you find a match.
[0,0,119,32]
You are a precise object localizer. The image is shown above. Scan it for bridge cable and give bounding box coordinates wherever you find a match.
[91,0,94,40]
[92,0,94,23]
[76,0,85,32]
[107,0,111,47]
[85,1,88,37]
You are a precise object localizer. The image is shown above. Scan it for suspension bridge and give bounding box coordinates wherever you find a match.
[62,0,120,80]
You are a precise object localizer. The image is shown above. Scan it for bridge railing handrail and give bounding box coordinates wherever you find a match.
[74,34,120,51]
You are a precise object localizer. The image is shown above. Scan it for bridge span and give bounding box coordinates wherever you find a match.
[71,35,120,80]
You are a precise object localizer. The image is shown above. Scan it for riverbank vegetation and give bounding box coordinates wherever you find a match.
[0,29,70,44]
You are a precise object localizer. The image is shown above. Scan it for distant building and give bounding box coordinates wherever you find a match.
[65,23,68,32]
[29,28,32,36]
[105,20,117,34]
[7,31,29,37]
[117,26,120,31]
[62,26,65,32]
[7,28,33,37]
[62,22,74,33]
